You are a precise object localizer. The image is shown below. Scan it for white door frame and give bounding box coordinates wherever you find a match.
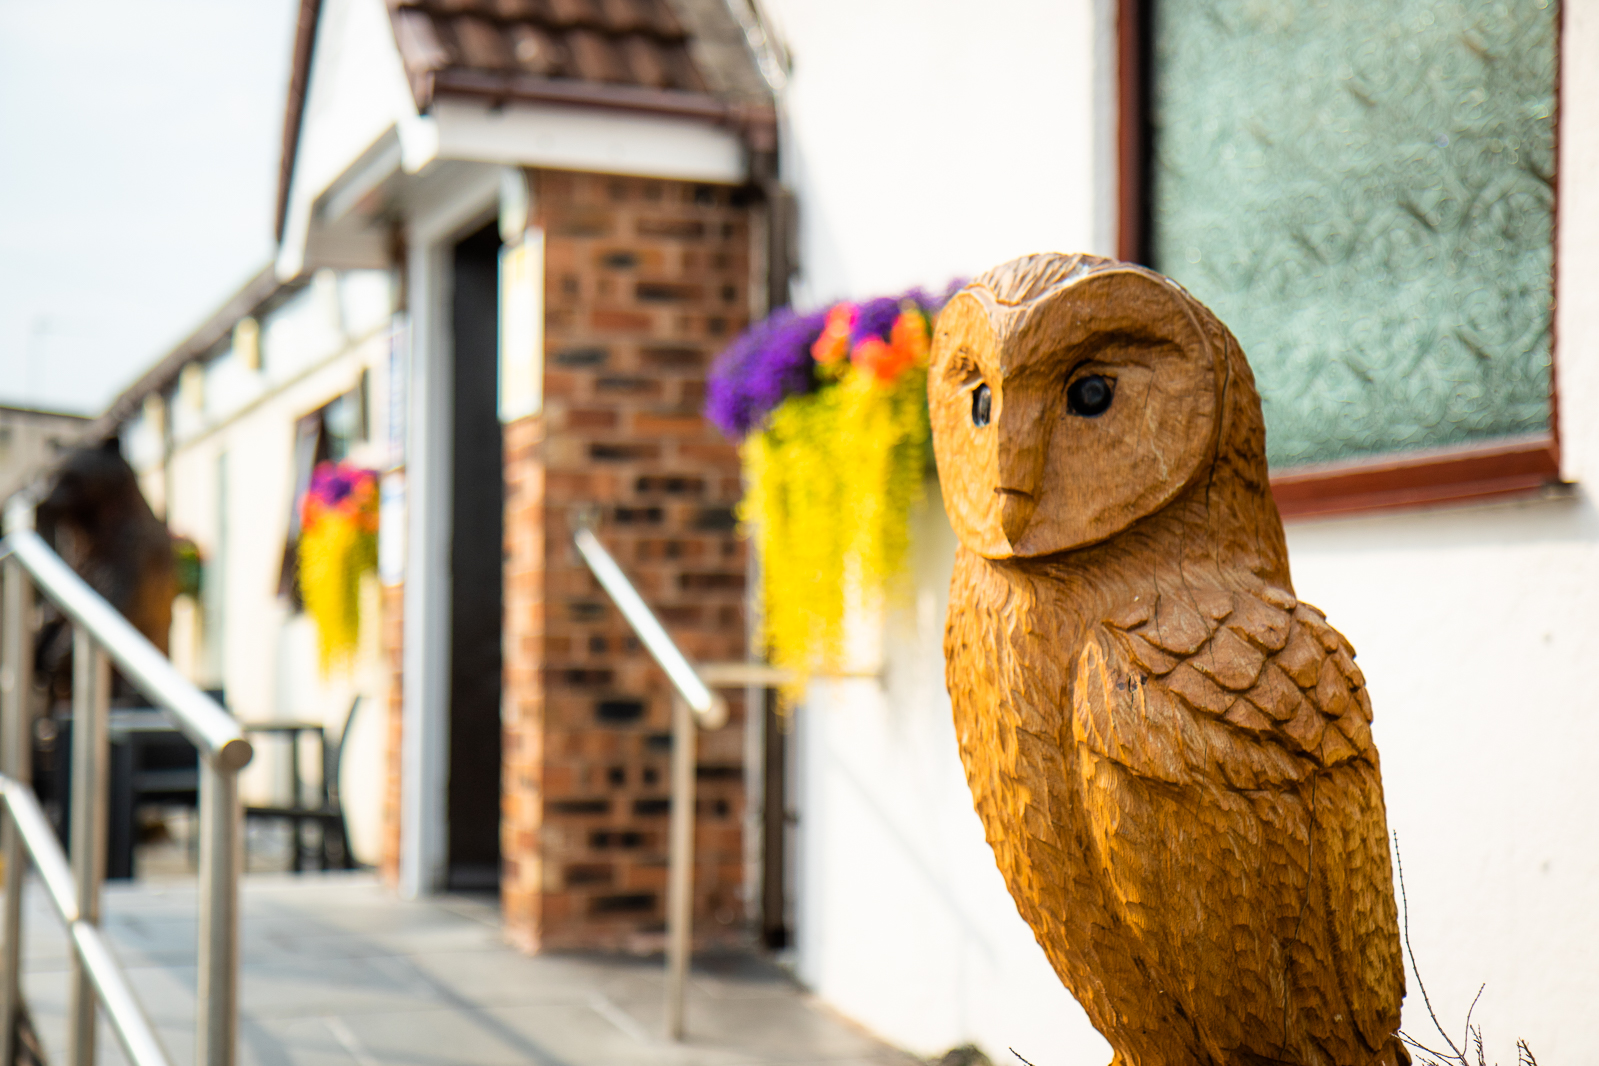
[399,161,501,898]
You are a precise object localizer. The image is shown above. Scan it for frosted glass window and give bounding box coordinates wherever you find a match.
[1149,0,1557,467]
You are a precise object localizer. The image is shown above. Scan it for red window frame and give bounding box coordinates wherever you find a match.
[1116,0,1564,520]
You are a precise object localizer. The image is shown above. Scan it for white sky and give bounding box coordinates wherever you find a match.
[0,0,299,415]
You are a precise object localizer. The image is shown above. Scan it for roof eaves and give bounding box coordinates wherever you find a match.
[0,404,91,423]
[429,68,770,126]
[85,266,285,443]
[275,0,326,243]
[386,0,776,128]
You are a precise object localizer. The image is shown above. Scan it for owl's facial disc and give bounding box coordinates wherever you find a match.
[929,269,1221,559]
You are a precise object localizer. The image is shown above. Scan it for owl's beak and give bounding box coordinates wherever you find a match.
[998,489,1036,544]
[995,391,1050,545]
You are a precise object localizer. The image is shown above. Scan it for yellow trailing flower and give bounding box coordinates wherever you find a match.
[297,462,379,673]
[741,360,930,686]
[708,288,953,695]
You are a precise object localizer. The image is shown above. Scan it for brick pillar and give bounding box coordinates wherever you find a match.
[380,582,404,884]
[502,416,547,949]
[502,171,751,952]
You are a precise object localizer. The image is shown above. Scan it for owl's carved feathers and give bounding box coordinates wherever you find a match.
[1085,584,1377,792]
[932,254,1406,1066]
[946,560,1405,1066]
[975,253,1111,305]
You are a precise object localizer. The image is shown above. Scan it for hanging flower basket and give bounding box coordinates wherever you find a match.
[706,286,956,682]
[171,535,203,600]
[297,461,379,673]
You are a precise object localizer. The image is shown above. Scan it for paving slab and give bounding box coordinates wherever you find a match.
[15,873,919,1066]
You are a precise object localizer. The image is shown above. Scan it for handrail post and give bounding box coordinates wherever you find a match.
[68,627,110,1066]
[0,561,32,1064]
[196,759,240,1066]
[664,691,697,1041]
[0,520,254,1066]
[571,527,787,1042]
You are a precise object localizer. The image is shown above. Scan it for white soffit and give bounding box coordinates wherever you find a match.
[277,0,420,281]
[404,98,747,185]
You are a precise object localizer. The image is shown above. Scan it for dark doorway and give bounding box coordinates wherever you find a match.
[447,221,504,891]
[761,690,791,948]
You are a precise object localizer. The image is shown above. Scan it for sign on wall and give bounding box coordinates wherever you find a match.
[379,470,406,587]
[387,312,409,470]
[498,229,545,423]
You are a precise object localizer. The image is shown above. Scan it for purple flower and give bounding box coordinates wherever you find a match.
[703,281,966,440]
[850,297,903,347]
[848,286,963,346]
[309,462,369,507]
[706,307,827,439]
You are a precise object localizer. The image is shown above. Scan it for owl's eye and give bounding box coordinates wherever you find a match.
[1066,374,1114,417]
[971,383,992,427]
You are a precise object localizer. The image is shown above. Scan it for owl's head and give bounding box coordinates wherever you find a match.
[929,253,1274,560]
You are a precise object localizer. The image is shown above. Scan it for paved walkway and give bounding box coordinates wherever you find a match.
[18,873,919,1066]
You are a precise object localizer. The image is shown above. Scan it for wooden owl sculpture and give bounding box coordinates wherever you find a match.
[930,254,1406,1066]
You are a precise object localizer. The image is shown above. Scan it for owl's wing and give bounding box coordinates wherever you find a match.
[1076,584,1375,789]
[1073,584,1403,1058]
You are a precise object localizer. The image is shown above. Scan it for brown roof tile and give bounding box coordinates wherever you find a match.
[392,7,451,72]
[451,16,517,69]
[277,0,776,239]
[597,0,654,34]
[389,0,731,108]
[565,29,625,82]
[615,34,668,88]
[543,0,605,31]
[659,39,705,92]
[507,23,566,76]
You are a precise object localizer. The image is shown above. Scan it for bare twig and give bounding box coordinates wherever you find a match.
[1009,1049,1038,1066]
[1402,1030,1462,1065]
[1391,835,1538,1066]
[1464,983,1486,1062]
[1395,833,1466,1061]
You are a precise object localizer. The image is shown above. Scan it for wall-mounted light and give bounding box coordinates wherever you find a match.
[234,317,261,371]
[179,363,205,414]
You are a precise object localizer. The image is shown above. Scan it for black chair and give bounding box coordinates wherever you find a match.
[242,696,362,871]
[38,692,218,881]
[107,711,201,878]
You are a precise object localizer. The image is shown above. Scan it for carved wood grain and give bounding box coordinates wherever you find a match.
[931,254,1408,1066]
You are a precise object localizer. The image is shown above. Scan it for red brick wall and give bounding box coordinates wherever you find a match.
[502,170,752,953]
[381,582,404,884]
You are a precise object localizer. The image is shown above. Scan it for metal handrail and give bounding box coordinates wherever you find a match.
[572,527,726,727]
[572,525,790,1042]
[7,532,250,770]
[0,510,253,1066]
[0,780,168,1066]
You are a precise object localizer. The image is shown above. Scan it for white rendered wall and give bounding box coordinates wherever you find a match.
[794,490,1109,1063]
[769,0,1115,309]
[772,0,1117,1058]
[128,276,397,867]
[1283,498,1599,1065]
[783,1,1599,1063]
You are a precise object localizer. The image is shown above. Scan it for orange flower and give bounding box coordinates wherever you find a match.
[810,303,856,364]
[851,309,929,383]
[851,336,915,383]
[890,308,930,365]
